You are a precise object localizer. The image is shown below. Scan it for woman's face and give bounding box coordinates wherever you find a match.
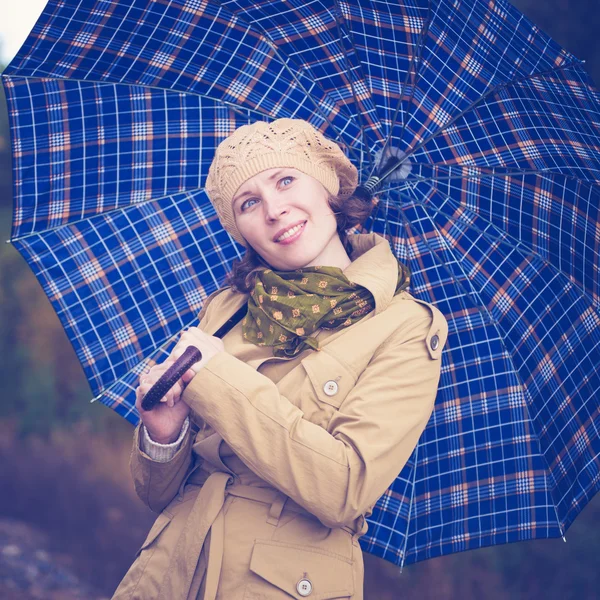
[232,167,351,271]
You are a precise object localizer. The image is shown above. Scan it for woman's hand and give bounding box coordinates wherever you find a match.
[135,327,225,444]
[169,326,226,382]
[135,359,191,444]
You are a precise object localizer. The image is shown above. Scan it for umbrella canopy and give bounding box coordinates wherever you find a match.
[3,0,600,568]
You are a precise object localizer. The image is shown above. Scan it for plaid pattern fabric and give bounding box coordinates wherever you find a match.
[3,0,600,567]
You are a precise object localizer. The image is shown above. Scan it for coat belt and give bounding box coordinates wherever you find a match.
[156,471,315,600]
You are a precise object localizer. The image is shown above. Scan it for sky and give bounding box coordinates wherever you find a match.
[0,0,48,66]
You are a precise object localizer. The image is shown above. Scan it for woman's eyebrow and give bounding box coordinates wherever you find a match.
[233,189,253,204]
[267,169,286,181]
[233,170,290,205]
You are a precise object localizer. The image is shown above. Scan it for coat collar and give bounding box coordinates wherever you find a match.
[342,232,400,315]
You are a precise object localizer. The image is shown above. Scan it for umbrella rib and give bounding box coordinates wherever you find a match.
[332,0,379,172]
[332,4,370,151]
[7,189,214,243]
[405,58,587,160]
[408,165,600,188]
[384,191,486,308]
[377,191,405,252]
[403,184,600,313]
[399,442,418,571]
[374,0,433,183]
[1,72,288,128]
[388,0,433,166]
[382,167,598,190]
[401,188,567,535]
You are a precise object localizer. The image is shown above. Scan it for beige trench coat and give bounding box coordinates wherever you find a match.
[112,232,448,600]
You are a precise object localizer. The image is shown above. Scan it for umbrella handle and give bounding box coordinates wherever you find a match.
[140,346,202,412]
[139,301,248,413]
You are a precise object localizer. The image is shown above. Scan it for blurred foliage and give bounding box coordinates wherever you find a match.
[0,202,128,438]
[0,1,599,598]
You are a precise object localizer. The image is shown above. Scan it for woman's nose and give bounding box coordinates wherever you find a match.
[263,193,289,221]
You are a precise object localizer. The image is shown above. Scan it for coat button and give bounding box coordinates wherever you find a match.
[323,380,339,396]
[297,578,313,596]
[430,334,439,351]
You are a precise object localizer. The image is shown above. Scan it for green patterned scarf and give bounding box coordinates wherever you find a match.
[242,259,411,357]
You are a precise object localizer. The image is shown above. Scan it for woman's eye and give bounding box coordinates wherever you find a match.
[241,198,258,211]
[280,176,294,187]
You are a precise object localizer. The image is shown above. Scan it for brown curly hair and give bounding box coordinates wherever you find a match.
[224,193,376,294]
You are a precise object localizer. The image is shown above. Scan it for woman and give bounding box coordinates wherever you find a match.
[112,118,448,599]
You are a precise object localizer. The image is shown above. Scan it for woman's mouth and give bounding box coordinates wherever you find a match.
[275,221,306,245]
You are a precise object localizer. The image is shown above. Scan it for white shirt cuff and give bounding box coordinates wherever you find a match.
[140,417,190,463]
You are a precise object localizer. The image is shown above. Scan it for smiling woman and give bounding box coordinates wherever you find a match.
[113,117,447,600]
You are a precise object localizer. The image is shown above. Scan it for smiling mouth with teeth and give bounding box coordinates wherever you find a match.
[276,221,306,242]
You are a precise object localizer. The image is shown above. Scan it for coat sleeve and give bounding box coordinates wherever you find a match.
[181,302,447,529]
[129,421,195,513]
[128,287,228,512]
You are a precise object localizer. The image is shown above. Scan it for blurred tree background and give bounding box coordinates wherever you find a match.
[0,0,599,598]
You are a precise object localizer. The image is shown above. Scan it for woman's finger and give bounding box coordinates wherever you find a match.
[181,368,196,384]
[136,360,188,409]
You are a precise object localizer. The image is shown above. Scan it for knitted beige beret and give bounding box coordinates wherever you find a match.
[204,118,358,247]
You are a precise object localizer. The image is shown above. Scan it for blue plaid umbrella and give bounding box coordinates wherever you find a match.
[2,0,600,568]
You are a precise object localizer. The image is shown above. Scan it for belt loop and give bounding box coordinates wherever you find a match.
[266,492,288,526]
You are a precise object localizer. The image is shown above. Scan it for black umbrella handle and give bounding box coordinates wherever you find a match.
[140,301,249,412]
[141,346,202,411]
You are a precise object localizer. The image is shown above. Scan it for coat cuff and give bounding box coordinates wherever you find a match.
[133,419,193,469]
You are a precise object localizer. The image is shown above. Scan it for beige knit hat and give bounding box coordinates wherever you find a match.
[204,118,358,247]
